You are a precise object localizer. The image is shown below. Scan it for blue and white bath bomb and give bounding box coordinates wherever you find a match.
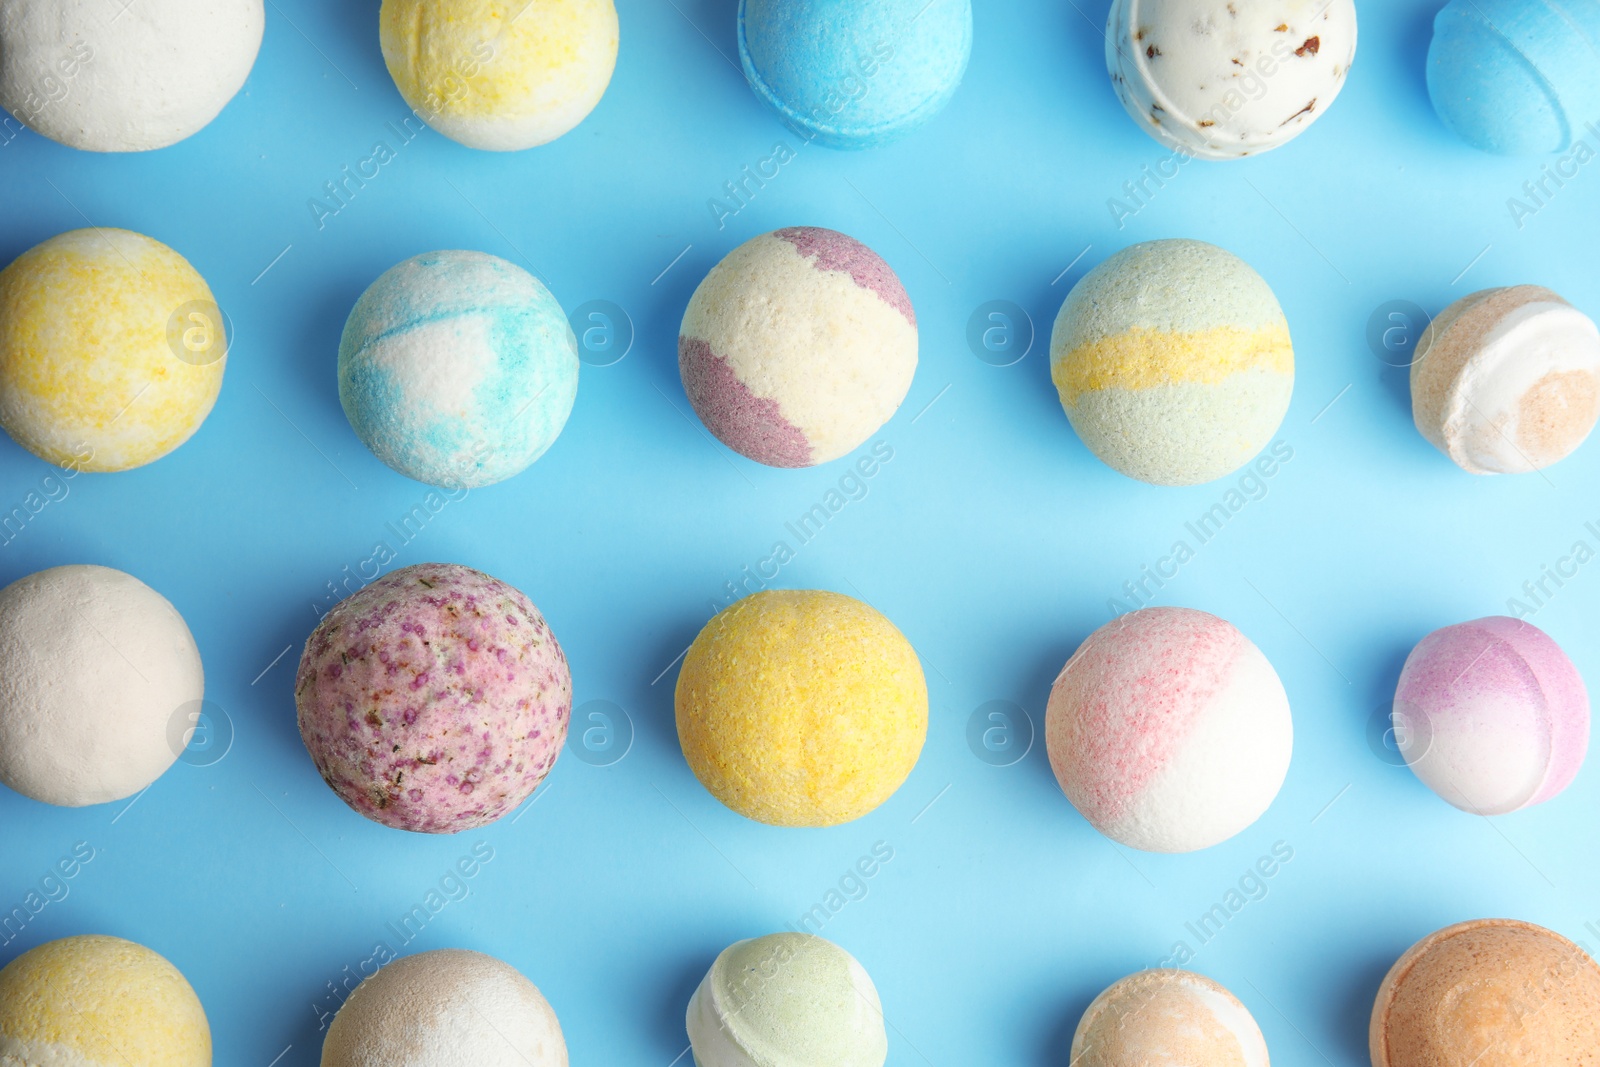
[339,251,579,489]
[1428,0,1600,155]
[738,0,972,149]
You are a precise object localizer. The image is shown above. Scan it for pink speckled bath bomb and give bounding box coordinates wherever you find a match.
[1393,616,1589,815]
[679,227,917,468]
[295,562,571,834]
[1045,607,1293,853]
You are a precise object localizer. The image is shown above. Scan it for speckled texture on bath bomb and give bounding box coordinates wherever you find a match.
[379,0,618,152]
[323,949,566,1067]
[1051,239,1293,486]
[0,228,227,472]
[339,250,579,489]
[1412,286,1600,475]
[1371,918,1600,1066]
[1428,0,1600,156]
[686,933,887,1067]
[1046,607,1292,853]
[675,589,927,827]
[738,0,972,149]
[679,228,917,469]
[295,562,571,834]
[0,565,204,807]
[1394,616,1589,815]
[0,0,263,152]
[1106,0,1357,160]
[1072,970,1269,1067]
[0,935,210,1067]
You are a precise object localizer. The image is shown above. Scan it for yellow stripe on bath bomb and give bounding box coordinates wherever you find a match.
[0,229,227,473]
[381,0,619,151]
[0,935,211,1067]
[675,589,928,827]
[1053,324,1293,407]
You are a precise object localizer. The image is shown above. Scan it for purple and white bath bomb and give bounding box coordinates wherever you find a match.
[1394,616,1589,815]
[295,562,571,834]
[679,227,917,468]
[1046,607,1293,853]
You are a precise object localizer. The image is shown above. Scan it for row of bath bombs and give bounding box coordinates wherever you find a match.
[5,0,1596,159]
[5,916,1599,1064]
[4,222,1600,488]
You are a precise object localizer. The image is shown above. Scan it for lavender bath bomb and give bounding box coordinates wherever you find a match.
[295,562,571,834]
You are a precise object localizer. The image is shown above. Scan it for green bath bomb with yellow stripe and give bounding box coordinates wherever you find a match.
[0,935,211,1066]
[1050,240,1293,486]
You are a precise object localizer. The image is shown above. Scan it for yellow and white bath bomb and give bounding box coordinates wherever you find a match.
[379,0,619,152]
[675,589,927,827]
[0,934,211,1067]
[0,228,227,472]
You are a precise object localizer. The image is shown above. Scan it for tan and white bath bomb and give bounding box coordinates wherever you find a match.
[322,949,567,1067]
[1412,285,1600,474]
[0,564,204,806]
[0,0,264,151]
[1072,969,1269,1066]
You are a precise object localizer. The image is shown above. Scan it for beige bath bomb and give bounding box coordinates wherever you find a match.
[1072,969,1269,1066]
[1371,918,1600,1066]
[322,949,567,1066]
[1412,285,1600,474]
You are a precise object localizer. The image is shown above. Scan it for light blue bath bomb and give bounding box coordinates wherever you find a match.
[1427,0,1600,156]
[338,251,578,489]
[737,0,972,150]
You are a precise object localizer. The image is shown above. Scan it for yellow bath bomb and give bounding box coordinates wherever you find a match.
[676,589,928,827]
[0,229,227,473]
[380,0,619,152]
[0,934,211,1066]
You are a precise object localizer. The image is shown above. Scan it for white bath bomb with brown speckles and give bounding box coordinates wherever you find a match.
[322,949,567,1067]
[1412,285,1600,475]
[1106,0,1358,160]
[0,0,264,152]
[0,564,204,806]
[1072,969,1269,1066]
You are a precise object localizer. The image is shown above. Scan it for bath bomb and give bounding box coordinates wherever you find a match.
[0,228,228,472]
[1072,970,1269,1067]
[687,933,887,1067]
[1046,606,1293,853]
[738,0,972,149]
[1371,918,1600,1066]
[1393,616,1589,815]
[680,228,917,468]
[323,949,566,1067]
[339,250,579,489]
[1106,0,1358,160]
[379,0,618,152]
[676,589,926,827]
[1427,0,1600,156]
[0,0,262,152]
[1412,286,1600,475]
[0,565,204,807]
[1051,240,1294,485]
[295,562,571,834]
[0,935,210,1066]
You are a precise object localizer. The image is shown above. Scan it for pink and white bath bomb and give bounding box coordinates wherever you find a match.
[295,562,571,834]
[1046,607,1293,853]
[1393,616,1589,815]
[679,227,917,468]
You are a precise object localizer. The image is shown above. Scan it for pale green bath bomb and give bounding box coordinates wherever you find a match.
[686,933,887,1067]
[1050,239,1294,486]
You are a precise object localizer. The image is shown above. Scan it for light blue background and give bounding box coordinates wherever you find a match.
[3,1,1599,1064]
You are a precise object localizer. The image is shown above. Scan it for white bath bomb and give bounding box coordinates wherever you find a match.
[0,0,264,152]
[322,949,567,1067]
[0,565,204,806]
